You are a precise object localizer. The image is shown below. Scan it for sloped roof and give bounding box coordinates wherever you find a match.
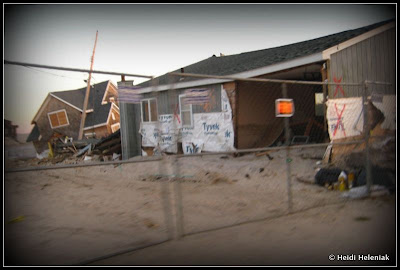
[51,80,109,111]
[84,102,112,128]
[138,19,394,87]
[51,80,112,128]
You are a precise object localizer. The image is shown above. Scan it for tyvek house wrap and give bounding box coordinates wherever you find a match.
[326,97,364,140]
[139,89,235,154]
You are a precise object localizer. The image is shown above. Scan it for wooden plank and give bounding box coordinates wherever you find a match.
[329,54,336,98]
[366,37,373,87]
[75,143,92,157]
[95,137,121,151]
[356,42,363,90]
[389,28,396,93]
[391,29,395,87]
[102,144,121,155]
[361,39,369,88]
[346,47,354,96]
[382,30,389,93]
[71,141,77,152]
[340,50,347,97]
[377,33,385,89]
[351,44,359,96]
[67,147,77,154]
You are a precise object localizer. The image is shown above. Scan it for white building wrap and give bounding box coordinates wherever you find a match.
[139,89,235,154]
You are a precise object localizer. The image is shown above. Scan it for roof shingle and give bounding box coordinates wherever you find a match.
[138,19,393,87]
[51,80,112,127]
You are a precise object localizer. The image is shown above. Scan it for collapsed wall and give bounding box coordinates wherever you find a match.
[326,95,396,172]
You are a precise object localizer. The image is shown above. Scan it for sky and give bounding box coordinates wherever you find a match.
[3,3,396,134]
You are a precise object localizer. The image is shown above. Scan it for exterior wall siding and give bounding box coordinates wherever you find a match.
[142,83,222,115]
[34,96,82,153]
[93,125,110,138]
[329,27,395,98]
[120,84,224,159]
[119,102,142,159]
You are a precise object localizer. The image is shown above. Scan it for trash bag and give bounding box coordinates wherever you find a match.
[315,168,344,186]
[357,166,396,193]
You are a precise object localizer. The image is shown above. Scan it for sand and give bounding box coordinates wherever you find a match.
[4,147,396,266]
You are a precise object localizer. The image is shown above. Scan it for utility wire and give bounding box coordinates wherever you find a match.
[23,66,86,81]
[4,59,154,79]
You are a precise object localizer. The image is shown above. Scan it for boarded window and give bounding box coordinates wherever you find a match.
[141,98,158,122]
[48,110,69,128]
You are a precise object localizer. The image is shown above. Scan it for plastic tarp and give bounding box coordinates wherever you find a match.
[371,94,396,130]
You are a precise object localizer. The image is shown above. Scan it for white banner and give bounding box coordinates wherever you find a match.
[326,97,364,140]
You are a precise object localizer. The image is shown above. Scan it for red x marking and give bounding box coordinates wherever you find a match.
[333,76,345,97]
[333,103,346,137]
[173,103,181,124]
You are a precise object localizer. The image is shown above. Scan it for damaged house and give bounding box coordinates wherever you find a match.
[118,19,395,160]
[27,80,120,154]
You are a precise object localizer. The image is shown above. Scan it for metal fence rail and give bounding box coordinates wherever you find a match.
[4,61,395,265]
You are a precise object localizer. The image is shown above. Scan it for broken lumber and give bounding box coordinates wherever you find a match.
[75,143,92,157]
[102,144,121,155]
[95,138,121,151]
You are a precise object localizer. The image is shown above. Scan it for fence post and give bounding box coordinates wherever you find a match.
[282,83,293,212]
[363,81,372,194]
[154,78,175,241]
[168,73,184,239]
[160,175,174,240]
[173,157,184,239]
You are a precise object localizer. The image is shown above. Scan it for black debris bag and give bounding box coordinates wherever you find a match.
[315,168,344,186]
[357,166,396,193]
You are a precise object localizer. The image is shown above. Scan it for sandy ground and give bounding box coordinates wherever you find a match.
[4,148,396,266]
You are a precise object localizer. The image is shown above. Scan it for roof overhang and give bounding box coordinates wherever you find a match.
[32,94,51,124]
[137,52,324,94]
[131,21,395,95]
[322,21,395,60]
[83,102,119,131]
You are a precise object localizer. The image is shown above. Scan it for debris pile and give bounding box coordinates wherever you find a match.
[312,99,395,197]
[39,130,122,165]
[91,129,122,161]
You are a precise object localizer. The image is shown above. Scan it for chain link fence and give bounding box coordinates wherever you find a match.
[150,73,396,239]
[4,70,395,265]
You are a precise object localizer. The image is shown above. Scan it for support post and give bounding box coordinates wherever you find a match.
[282,83,293,212]
[168,73,184,239]
[363,81,372,194]
[79,31,98,140]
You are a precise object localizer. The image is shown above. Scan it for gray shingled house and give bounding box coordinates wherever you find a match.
[27,80,120,154]
[118,19,395,159]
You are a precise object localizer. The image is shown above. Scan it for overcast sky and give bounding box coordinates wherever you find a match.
[3,4,396,133]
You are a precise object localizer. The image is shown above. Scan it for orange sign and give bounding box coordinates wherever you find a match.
[275,99,295,117]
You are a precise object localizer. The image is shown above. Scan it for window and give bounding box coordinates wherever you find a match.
[48,109,69,128]
[84,132,96,139]
[315,93,324,116]
[111,123,120,133]
[141,98,158,123]
[179,94,193,127]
